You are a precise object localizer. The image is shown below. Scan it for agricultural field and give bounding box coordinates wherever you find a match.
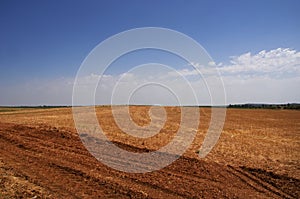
[0,106,299,198]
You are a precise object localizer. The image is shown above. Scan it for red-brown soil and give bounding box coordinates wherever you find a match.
[0,106,299,198]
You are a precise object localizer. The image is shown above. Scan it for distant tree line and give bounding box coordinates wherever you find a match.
[0,105,70,109]
[227,103,300,110]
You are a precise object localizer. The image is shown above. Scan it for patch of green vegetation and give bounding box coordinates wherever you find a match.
[227,103,300,110]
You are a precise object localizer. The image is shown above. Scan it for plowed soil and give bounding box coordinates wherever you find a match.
[0,106,299,198]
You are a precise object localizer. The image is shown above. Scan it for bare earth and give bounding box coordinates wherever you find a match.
[0,106,299,198]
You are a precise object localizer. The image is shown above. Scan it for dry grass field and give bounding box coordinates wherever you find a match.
[0,106,299,198]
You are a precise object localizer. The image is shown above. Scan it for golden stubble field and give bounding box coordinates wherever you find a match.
[0,106,299,198]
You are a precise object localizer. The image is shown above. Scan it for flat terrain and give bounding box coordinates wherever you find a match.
[0,106,299,198]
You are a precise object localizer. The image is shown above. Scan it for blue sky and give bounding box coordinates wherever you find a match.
[0,0,299,105]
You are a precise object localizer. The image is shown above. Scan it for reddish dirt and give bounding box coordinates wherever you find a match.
[0,107,299,198]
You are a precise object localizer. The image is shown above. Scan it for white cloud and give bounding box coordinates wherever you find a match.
[217,48,300,103]
[0,48,299,106]
[218,48,300,78]
[167,68,199,77]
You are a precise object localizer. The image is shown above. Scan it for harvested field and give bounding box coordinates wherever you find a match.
[0,106,299,198]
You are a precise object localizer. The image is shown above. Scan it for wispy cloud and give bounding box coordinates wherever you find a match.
[177,48,300,79]
[1,48,299,105]
[218,48,300,78]
[217,48,300,103]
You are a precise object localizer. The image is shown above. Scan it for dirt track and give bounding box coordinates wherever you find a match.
[0,107,299,198]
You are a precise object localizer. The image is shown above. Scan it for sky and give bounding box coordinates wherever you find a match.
[0,0,299,106]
